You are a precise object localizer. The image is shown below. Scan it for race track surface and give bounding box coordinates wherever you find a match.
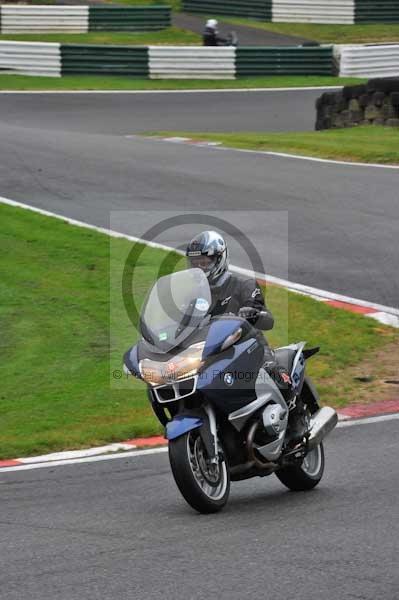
[0,89,323,133]
[173,12,315,46]
[0,90,397,306]
[0,420,398,600]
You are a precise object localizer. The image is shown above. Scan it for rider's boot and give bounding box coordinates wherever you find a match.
[286,398,308,446]
[267,364,307,445]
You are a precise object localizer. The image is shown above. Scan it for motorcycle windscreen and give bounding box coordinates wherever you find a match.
[140,268,211,353]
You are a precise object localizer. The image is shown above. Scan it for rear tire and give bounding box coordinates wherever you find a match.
[276,442,325,491]
[168,430,230,514]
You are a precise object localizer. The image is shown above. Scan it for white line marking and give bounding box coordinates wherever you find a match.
[152,135,399,171]
[1,195,397,318]
[0,447,168,473]
[251,149,399,170]
[19,442,138,464]
[0,86,343,95]
[1,413,397,473]
[337,413,399,428]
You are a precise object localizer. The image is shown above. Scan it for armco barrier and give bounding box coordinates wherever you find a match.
[336,44,399,78]
[355,0,399,23]
[61,45,149,76]
[0,41,61,76]
[236,46,334,76]
[149,46,235,78]
[0,5,171,34]
[1,6,89,33]
[182,0,272,20]
[89,6,171,31]
[272,1,354,24]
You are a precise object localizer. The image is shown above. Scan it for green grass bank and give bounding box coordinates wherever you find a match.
[0,203,396,458]
[0,74,363,91]
[148,126,399,165]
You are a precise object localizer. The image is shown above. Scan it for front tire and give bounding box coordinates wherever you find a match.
[168,430,230,514]
[276,442,325,491]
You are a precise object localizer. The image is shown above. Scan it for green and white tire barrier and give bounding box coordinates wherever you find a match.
[3,42,399,80]
[183,0,399,24]
[0,5,171,34]
[0,41,61,77]
[0,43,334,78]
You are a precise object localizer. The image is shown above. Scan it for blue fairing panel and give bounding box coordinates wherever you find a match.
[166,416,203,440]
[203,317,243,359]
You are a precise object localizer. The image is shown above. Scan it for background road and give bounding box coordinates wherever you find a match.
[0,90,397,306]
[0,89,323,133]
[0,420,398,600]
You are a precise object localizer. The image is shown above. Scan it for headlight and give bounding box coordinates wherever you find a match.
[139,341,205,386]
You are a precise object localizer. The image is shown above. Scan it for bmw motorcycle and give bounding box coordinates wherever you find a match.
[124,268,338,514]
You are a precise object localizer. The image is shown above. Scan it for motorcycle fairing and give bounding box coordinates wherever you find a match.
[275,342,306,394]
[229,368,289,461]
[166,415,203,440]
[197,337,265,414]
[202,316,246,359]
[165,411,216,458]
[228,368,286,431]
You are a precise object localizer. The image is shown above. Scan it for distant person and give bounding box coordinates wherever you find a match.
[202,19,228,46]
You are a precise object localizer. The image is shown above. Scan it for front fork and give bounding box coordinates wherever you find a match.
[204,403,219,465]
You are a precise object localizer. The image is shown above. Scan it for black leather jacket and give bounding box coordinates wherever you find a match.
[202,27,227,46]
[209,272,274,331]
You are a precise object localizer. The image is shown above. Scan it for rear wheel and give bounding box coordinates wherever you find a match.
[168,430,230,513]
[276,442,325,491]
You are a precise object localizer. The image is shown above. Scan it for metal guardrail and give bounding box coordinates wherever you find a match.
[1,6,89,34]
[149,46,235,78]
[182,0,272,20]
[0,41,61,76]
[272,0,354,24]
[236,46,334,76]
[89,6,171,31]
[61,45,149,76]
[336,44,399,78]
[0,5,170,34]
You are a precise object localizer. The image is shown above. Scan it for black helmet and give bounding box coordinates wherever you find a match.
[186,230,229,284]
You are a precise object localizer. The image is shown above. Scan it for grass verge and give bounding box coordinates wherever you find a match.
[148,126,399,165]
[0,28,200,46]
[0,202,396,458]
[0,74,363,91]
[221,18,399,44]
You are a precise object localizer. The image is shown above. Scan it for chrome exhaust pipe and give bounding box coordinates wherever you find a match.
[307,407,338,450]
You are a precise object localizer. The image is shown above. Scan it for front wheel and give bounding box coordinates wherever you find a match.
[168,430,230,513]
[275,442,325,491]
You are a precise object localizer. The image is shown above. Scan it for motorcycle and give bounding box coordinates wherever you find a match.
[123,268,338,514]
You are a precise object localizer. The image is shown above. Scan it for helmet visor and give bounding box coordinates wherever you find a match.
[187,254,217,274]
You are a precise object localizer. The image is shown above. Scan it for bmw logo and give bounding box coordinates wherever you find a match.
[224,372,234,386]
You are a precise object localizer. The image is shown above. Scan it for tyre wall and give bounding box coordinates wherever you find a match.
[182,0,399,24]
[315,78,399,130]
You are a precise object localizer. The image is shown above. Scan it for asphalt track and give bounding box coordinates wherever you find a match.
[1,90,398,599]
[0,89,398,306]
[0,88,323,133]
[1,420,398,600]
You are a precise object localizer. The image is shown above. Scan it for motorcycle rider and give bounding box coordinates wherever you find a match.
[186,230,306,443]
[202,19,228,47]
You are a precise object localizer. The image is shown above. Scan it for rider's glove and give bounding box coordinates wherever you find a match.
[238,306,259,323]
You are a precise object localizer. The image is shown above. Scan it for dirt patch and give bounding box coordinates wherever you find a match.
[324,336,399,406]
